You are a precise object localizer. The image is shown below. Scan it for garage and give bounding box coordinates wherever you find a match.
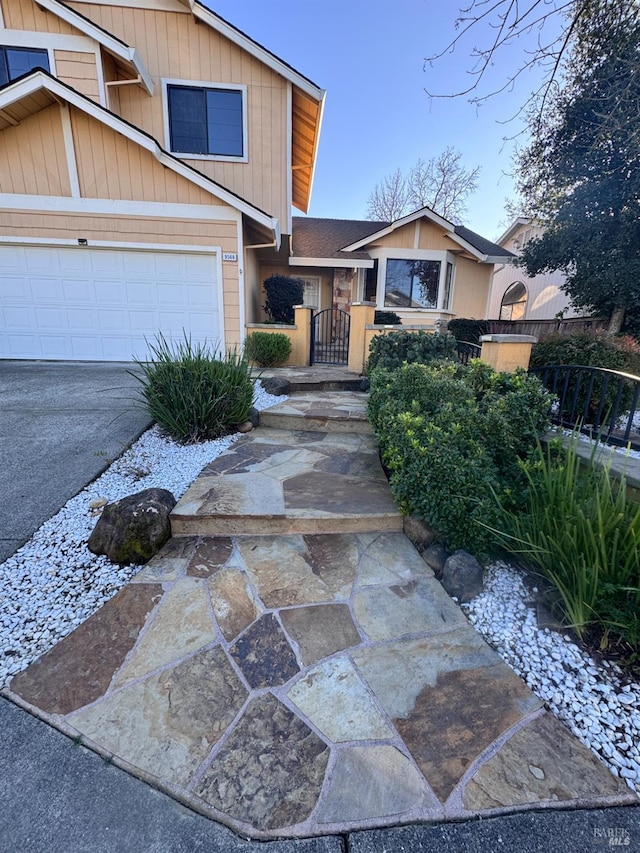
[0,244,223,361]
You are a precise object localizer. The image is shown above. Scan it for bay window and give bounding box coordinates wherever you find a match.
[384,258,453,310]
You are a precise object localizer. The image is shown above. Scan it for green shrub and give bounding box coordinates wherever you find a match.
[374,310,402,325]
[494,437,640,650]
[367,330,457,372]
[244,331,291,367]
[368,361,552,554]
[263,275,305,324]
[447,318,490,344]
[131,333,254,443]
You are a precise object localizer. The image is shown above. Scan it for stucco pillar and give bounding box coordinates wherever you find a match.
[479,334,537,373]
[348,302,376,374]
[290,305,313,366]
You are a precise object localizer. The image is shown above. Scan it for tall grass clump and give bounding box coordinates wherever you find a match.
[131,333,254,443]
[495,437,640,650]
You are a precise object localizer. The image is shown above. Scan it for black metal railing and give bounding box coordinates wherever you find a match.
[456,341,482,365]
[529,364,640,451]
[311,308,350,365]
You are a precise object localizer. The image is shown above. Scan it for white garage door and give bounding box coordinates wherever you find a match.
[0,244,222,361]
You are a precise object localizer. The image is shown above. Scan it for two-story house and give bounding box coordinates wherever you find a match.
[0,0,511,362]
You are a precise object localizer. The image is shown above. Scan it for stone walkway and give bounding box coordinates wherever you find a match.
[4,372,636,840]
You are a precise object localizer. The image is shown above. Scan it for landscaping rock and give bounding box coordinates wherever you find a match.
[261,376,291,396]
[403,515,436,554]
[87,488,176,565]
[237,421,254,434]
[441,550,484,602]
[359,377,371,392]
[248,406,260,427]
[421,543,451,577]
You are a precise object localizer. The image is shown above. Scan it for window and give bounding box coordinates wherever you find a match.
[298,275,321,308]
[0,47,49,87]
[500,281,528,320]
[443,262,454,310]
[363,263,378,302]
[384,259,441,309]
[167,84,244,157]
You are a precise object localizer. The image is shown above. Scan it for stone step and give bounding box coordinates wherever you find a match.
[258,392,373,434]
[256,366,364,393]
[170,428,402,537]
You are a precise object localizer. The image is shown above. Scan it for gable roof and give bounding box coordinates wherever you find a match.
[0,70,279,242]
[340,207,513,262]
[37,0,325,214]
[35,0,154,94]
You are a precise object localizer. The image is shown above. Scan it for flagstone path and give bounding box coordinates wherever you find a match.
[5,370,636,840]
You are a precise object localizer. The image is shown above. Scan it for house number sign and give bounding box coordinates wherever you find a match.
[223,252,238,262]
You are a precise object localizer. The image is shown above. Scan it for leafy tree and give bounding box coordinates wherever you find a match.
[516,2,640,333]
[366,147,480,223]
[263,274,304,324]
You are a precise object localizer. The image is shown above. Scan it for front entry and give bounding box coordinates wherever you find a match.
[310,308,350,365]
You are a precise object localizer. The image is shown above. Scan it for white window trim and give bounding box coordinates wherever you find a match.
[297,275,321,309]
[369,248,457,312]
[162,78,249,163]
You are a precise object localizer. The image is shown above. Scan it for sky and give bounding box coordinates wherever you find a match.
[209,0,553,242]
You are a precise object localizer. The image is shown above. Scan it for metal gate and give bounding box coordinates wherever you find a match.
[310,308,350,365]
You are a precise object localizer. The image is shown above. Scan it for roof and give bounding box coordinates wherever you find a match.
[293,214,513,265]
[453,225,514,259]
[292,217,389,263]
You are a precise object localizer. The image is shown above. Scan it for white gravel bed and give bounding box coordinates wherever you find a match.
[0,382,283,689]
[464,562,640,795]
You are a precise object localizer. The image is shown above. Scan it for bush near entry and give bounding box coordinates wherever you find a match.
[263,275,305,325]
[368,361,552,555]
[367,329,457,372]
[244,331,292,367]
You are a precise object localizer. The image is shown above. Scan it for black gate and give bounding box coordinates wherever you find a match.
[310,308,351,365]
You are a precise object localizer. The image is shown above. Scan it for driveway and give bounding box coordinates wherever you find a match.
[0,361,152,562]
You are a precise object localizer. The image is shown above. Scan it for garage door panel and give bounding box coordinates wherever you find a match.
[0,245,222,361]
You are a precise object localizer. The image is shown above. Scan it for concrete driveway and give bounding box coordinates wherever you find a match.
[0,361,152,562]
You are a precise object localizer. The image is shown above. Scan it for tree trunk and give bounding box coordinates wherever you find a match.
[607,306,625,335]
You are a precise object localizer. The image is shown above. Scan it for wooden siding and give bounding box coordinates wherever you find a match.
[69,2,289,224]
[0,210,243,344]
[2,0,78,33]
[70,107,219,205]
[0,104,71,196]
[54,50,101,103]
[451,257,491,319]
[417,220,460,251]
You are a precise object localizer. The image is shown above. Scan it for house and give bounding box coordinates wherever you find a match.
[0,0,511,363]
[486,218,581,321]
[257,211,513,327]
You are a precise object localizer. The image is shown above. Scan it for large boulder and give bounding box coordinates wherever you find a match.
[261,376,291,396]
[441,550,484,602]
[88,488,176,565]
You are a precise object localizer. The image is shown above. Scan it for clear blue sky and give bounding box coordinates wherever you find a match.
[210,0,548,242]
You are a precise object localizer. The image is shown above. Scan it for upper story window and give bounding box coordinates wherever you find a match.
[0,46,50,87]
[166,82,246,159]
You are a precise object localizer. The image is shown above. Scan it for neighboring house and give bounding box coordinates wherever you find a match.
[487,218,581,321]
[0,0,512,362]
[258,211,513,327]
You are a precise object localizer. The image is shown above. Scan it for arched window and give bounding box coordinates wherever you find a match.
[500,281,528,320]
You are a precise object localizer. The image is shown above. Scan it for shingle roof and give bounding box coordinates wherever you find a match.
[292,217,389,261]
[293,216,513,262]
[453,225,514,259]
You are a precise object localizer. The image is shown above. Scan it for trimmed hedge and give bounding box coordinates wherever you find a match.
[244,331,292,367]
[447,318,490,344]
[263,275,305,324]
[374,310,402,325]
[368,361,552,554]
[367,330,457,372]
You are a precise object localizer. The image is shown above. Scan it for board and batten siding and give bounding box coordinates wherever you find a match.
[0,105,71,196]
[451,256,492,319]
[2,0,78,33]
[68,2,289,224]
[54,50,101,102]
[0,210,243,345]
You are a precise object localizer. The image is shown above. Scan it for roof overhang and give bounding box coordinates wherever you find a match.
[496,216,531,247]
[35,0,154,94]
[341,206,499,263]
[290,256,373,269]
[0,71,279,244]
